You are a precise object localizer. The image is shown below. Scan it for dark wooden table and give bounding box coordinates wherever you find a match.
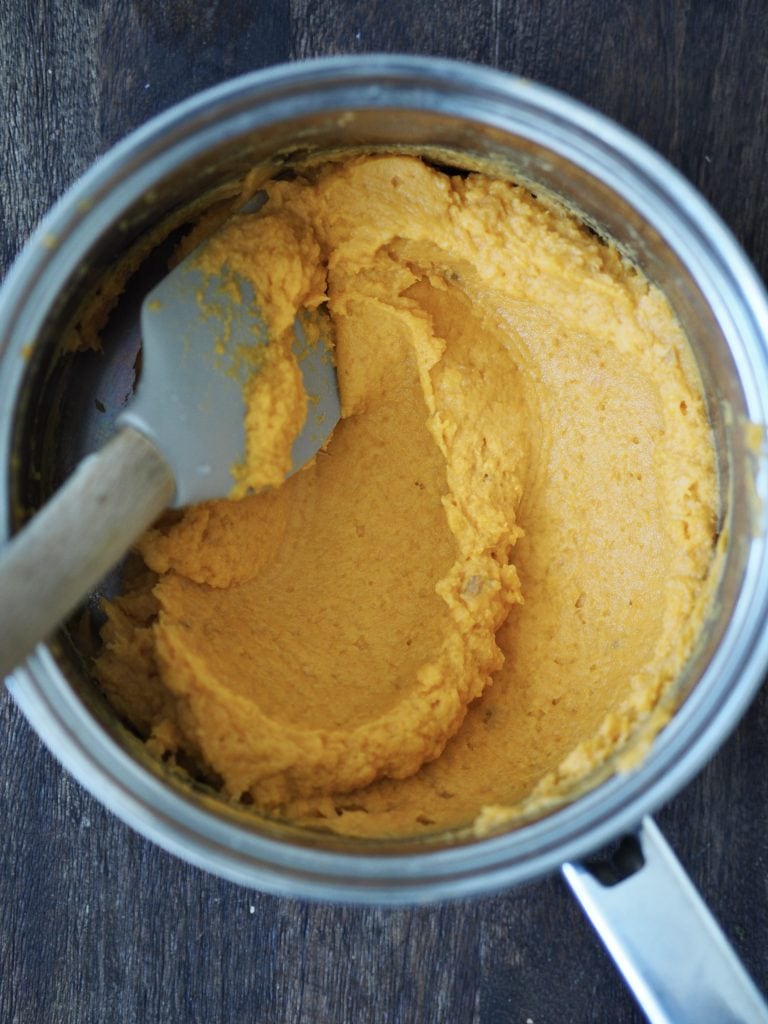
[2,2,767,1021]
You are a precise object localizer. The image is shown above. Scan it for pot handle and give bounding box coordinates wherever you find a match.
[562,816,768,1023]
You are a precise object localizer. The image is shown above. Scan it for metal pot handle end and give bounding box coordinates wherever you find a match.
[562,816,768,1024]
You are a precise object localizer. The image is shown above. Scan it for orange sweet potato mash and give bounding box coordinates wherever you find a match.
[96,155,718,838]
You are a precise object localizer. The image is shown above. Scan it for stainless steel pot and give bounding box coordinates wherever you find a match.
[1,56,767,1024]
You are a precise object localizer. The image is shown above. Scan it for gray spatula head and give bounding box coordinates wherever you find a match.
[118,257,340,507]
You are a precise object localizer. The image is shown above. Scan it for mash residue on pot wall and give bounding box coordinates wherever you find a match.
[96,155,718,838]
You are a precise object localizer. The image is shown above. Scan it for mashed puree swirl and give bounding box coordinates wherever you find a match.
[96,155,717,838]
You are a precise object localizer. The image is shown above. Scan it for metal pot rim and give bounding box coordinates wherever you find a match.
[3,55,768,903]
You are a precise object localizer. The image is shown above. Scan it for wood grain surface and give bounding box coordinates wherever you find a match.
[2,2,768,1022]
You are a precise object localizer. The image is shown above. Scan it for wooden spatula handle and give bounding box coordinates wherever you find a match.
[0,427,174,679]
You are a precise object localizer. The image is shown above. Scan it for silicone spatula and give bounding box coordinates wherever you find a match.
[0,246,339,677]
